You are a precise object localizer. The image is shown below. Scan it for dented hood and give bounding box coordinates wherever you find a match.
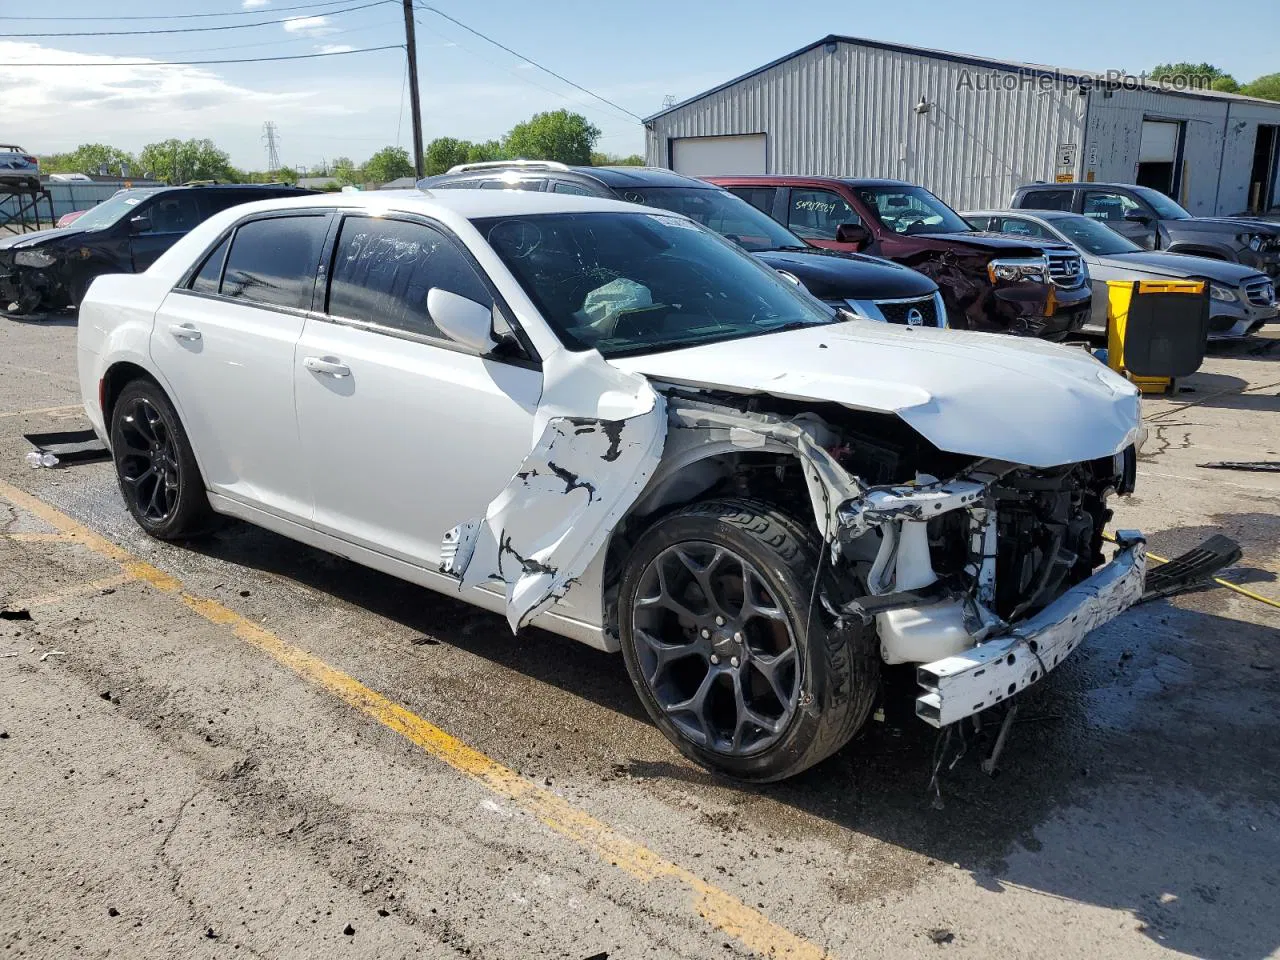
[609,320,1142,469]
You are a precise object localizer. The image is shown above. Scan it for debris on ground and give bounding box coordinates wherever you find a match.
[343,923,355,936]
[1196,460,1280,472]
[1141,535,1242,602]
[1,608,33,621]
[38,649,67,662]
[22,429,110,467]
[928,928,956,945]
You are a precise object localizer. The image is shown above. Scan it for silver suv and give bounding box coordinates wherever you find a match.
[0,145,40,189]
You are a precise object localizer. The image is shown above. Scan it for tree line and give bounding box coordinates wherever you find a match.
[37,110,643,187]
[1149,63,1279,99]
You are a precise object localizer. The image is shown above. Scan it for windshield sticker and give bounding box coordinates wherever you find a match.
[647,214,697,230]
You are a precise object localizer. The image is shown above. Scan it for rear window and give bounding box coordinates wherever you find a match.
[188,235,230,294]
[1019,189,1074,211]
[220,215,328,310]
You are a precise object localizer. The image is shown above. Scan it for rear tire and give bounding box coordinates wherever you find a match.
[618,498,878,782]
[110,379,213,540]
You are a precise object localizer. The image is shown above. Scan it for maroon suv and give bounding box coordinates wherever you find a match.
[709,176,1091,339]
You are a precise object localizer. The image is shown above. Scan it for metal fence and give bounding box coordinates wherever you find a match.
[0,182,128,225]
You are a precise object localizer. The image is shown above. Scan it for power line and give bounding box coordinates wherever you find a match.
[0,0,370,20]
[0,0,392,38]
[416,5,642,121]
[7,44,404,67]
[120,22,386,58]
[415,17,635,126]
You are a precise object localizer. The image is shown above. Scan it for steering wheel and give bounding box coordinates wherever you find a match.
[900,218,927,234]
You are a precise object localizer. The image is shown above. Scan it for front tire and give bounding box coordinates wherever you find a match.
[110,379,213,540]
[618,498,878,782]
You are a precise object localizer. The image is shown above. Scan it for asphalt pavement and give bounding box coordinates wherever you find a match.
[2,313,1278,960]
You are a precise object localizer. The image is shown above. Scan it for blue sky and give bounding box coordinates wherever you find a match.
[1,0,1274,170]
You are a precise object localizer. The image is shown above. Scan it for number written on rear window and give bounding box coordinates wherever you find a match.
[221,215,328,310]
[326,216,493,343]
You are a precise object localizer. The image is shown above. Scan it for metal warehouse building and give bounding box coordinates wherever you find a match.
[644,35,1280,216]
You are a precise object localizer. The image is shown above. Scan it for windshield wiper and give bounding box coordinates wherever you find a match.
[762,245,811,252]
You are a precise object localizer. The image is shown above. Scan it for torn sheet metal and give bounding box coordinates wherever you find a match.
[666,397,863,542]
[440,349,666,632]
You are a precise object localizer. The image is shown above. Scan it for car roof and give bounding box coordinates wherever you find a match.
[1015,182,1138,191]
[219,187,670,220]
[420,164,712,191]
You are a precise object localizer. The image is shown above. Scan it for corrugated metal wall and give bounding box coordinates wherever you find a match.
[1083,90,1227,215]
[646,40,1088,209]
[648,39,1280,214]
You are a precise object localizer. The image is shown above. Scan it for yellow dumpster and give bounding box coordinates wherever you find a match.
[1106,279,1209,395]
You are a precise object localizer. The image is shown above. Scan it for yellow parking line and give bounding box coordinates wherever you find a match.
[0,478,830,960]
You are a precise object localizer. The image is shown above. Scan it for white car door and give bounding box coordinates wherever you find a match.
[293,212,541,567]
[150,211,330,522]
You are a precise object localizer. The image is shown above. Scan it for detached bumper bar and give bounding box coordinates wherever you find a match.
[915,532,1147,727]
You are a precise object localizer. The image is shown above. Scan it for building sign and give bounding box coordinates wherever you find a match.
[1055,173,1074,183]
[1057,143,1078,170]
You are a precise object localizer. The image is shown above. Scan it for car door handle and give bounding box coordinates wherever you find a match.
[303,356,351,378]
[168,323,201,341]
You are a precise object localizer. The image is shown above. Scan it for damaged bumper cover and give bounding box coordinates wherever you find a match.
[915,531,1147,727]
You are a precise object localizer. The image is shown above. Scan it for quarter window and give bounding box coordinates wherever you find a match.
[552,180,595,196]
[1082,191,1143,222]
[787,189,859,240]
[221,215,328,310]
[326,216,492,342]
[188,234,230,294]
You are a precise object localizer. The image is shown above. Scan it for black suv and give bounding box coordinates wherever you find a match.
[1011,182,1280,279]
[418,162,948,327]
[0,183,312,313]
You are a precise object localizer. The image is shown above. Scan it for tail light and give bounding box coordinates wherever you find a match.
[22,156,37,164]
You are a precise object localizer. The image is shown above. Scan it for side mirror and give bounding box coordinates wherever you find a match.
[1123,208,1152,224]
[834,222,871,247]
[128,214,152,234]
[428,288,496,353]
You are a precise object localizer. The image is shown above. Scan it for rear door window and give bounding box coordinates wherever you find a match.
[1019,189,1074,211]
[326,215,493,343]
[551,180,596,196]
[138,192,202,235]
[786,188,859,240]
[993,216,1055,240]
[728,186,777,216]
[1082,190,1143,222]
[220,214,329,310]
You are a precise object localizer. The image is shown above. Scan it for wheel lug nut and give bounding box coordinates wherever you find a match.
[710,654,720,665]
[733,632,742,643]
[730,656,740,668]
[715,616,724,626]
[700,628,710,639]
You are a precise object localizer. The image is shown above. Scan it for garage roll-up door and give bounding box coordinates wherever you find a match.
[671,134,766,176]
[1140,121,1180,163]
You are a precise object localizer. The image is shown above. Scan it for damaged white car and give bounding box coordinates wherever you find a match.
[77,190,1147,782]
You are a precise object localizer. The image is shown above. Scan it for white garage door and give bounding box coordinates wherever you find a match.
[1139,121,1180,163]
[671,134,767,177]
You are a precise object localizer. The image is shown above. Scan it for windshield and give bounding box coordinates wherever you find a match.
[1048,215,1142,255]
[474,211,835,358]
[70,191,155,231]
[1131,186,1190,220]
[609,186,804,253]
[856,185,972,235]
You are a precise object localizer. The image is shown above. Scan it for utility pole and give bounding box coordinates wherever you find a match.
[402,0,424,178]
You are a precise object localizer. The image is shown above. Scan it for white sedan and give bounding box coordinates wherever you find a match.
[78,189,1147,781]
